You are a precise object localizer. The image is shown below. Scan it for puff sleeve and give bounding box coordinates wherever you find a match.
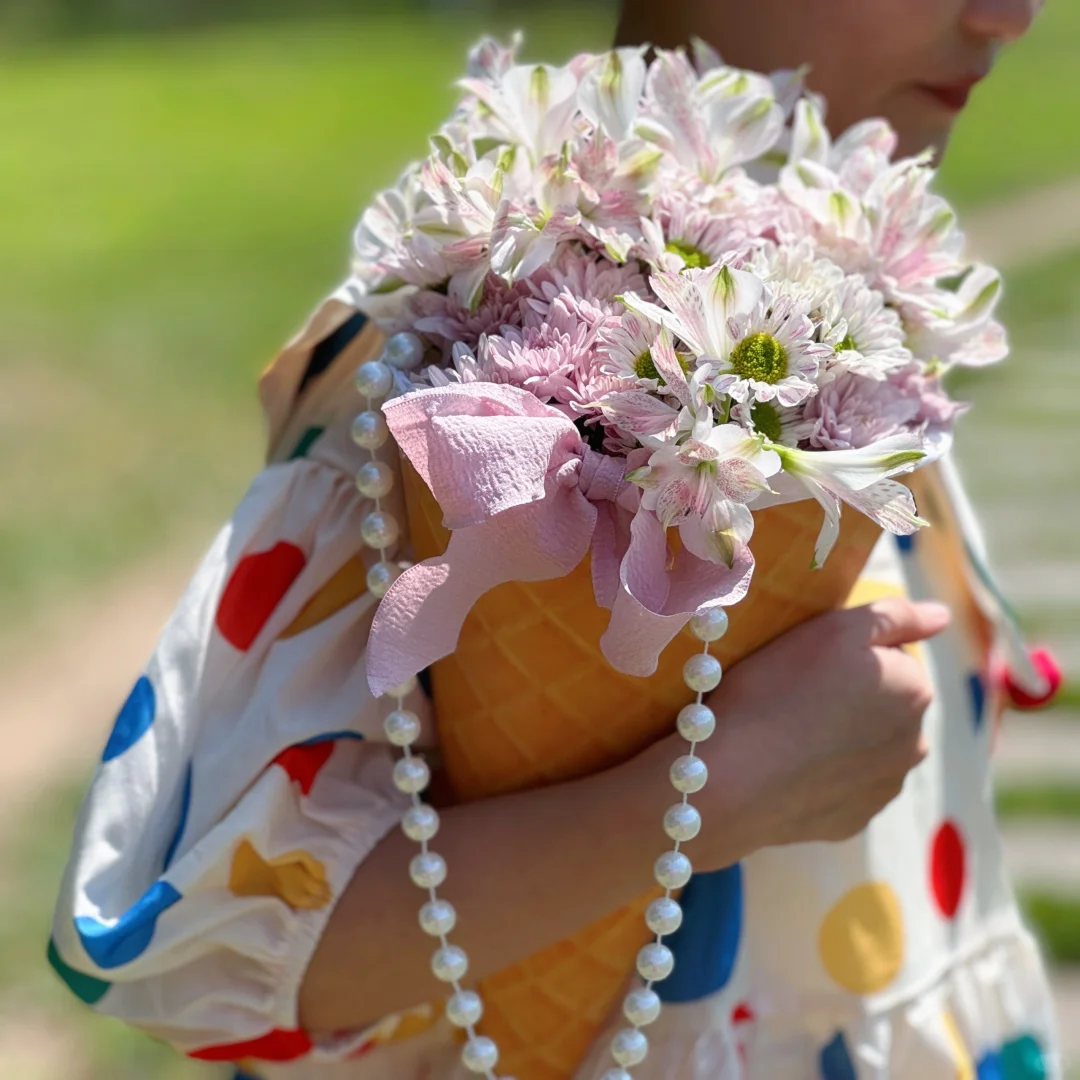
[49,305,434,1067]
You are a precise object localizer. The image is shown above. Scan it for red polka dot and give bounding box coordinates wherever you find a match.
[931,820,966,919]
[190,1028,313,1062]
[346,1039,378,1060]
[732,1003,755,1025]
[274,741,336,796]
[216,542,307,651]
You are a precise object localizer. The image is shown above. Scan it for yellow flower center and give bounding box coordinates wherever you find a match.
[750,402,783,442]
[665,240,712,270]
[633,349,690,385]
[730,332,789,384]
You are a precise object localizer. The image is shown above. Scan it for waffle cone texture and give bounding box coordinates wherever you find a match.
[403,462,883,1080]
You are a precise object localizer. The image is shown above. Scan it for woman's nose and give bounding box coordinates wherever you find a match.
[962,0,1043,44]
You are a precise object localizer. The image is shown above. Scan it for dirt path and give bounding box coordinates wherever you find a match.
[964,174,1080,271]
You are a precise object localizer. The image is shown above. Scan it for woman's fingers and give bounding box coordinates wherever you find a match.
[840,596,952,649]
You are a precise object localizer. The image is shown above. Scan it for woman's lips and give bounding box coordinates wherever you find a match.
[917,77,985,113]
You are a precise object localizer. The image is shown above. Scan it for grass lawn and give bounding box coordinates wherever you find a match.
[2,5,1080,629]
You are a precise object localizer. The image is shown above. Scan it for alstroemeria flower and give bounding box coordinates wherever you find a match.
[460,61,581,166]
[628,418,781,566]
[635,51,785,186]
[773,434,928,567]
[904,264,1009,369]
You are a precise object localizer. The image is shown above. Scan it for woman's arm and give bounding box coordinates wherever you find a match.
[300,595,948,1034]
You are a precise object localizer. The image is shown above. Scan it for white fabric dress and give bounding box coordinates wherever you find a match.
[50,298,1060,1080]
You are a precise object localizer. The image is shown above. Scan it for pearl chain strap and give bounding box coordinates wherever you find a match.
[353,332,732,1080]
[601,607,728,1079]
[353,334,505,1080]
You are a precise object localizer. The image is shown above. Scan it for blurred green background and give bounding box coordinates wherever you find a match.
[1,2,1079,1078]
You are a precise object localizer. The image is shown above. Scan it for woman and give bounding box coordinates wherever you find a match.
[50,0,1056,1077]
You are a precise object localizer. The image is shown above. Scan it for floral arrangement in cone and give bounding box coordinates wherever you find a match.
[348,37,1002,695]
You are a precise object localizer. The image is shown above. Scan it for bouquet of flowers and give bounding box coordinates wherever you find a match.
[342,37,1006,1080]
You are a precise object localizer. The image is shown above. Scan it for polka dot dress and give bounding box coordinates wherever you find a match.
[48,300,1060,1080]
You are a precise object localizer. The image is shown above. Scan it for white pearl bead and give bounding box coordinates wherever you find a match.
[677,702,716,744]
[419,898,457,936]
[655,850,693,890]
[402,804,440,842]
[600,1071,633,1080]
[387,673,419,698]
[431,944,469,983]
[670,755,708,794]
[384,708,422,747]
[623,987,662,1027]
[636,942,675,982]
[462,1035,499,1074]
[393,757,431,795]
[355,359,394,399]
[351,410,389,450]
[646,896,683,936]
[355,460,395,500]
[383,331,426,371]
[664,803,702,842]
[690,607,730,642]
[361,510,400,550]
[410,851,447,889]
[367,561,399,599]
[683,653,723,693]
[611,1027,648,1067]
[446,988,483,1028]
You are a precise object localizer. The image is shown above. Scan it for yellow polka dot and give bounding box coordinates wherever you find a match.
[229,840,332,911]
[818,882,904,994]
[844,579,905,609]
[385,1004,439,1044]
[941,1010,975,1080]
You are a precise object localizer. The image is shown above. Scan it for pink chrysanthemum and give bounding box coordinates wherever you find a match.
[802,372,921,450]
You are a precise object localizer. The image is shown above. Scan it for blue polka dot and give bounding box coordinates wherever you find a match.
[820,1031,857,1080]
[234,1072,262,1080]
[968,672,986,732]
[162,764,193,871]
[75,881,181,969]
[895,534,915,555]
[978,1050,1005,1080]
[656,864,742,1003]
[47,937,111,1004]
[102,676,156,762]
[1002,1034,1047,1079]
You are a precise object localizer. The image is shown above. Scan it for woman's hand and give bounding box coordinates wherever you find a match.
[301,596,948,1034]
[650,596,950,869]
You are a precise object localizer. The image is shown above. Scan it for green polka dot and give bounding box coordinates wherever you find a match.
[1002,1034,1047,1079]
[47,938,111,1005]
[289,426,325,460]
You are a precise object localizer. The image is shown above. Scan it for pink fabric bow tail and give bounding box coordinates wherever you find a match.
[599,499,756,677]
[366,384,599,697]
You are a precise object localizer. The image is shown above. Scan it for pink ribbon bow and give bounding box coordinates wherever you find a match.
[366,383,754,696]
